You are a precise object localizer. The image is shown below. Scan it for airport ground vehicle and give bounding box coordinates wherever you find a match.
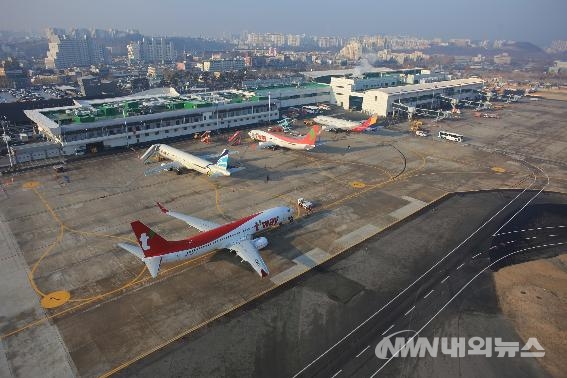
[438,130,464,142]
[227,131,241,145]
[297,198,314,211]
[409,119,423,133]
[52,164,66,173]
[302,105,320,114]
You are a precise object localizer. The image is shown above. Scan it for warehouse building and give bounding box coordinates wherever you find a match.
[10,141,61,163]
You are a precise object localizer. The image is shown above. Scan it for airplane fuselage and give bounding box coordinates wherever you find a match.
[144,144,231,176]
[314,115,377,132]
[141,207,293,265]
[314,115,359,131]
[248,130,314,150]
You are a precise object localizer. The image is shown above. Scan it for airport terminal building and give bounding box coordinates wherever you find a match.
[24,84,331,155]
[21,68,482,159]
[302,68,484,116]
[361,78,484,116]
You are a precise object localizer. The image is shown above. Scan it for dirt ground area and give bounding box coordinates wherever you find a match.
[494,253,567,377]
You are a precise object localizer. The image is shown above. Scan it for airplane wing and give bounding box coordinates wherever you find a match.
[157,202,220,231]
[201,150,239,159]
[229,239,269,277]
[144,161,182,176]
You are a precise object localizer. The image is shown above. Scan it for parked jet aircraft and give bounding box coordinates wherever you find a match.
[117,203,294,278]
[140,144,240,177]
[248,125,321,150]
[313,115,378,132]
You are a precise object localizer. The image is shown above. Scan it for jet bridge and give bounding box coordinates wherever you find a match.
[392,102,450,122]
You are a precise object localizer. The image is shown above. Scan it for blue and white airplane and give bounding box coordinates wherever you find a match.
[140,144,241,177]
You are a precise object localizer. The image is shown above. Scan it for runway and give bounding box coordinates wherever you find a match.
[297,161,552,377]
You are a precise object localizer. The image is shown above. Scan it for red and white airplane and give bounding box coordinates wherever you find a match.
[248,125,321,150]
[117,203,294,278]
[313,115,378,132]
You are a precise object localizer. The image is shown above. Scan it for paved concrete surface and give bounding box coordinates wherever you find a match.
[0,212,76,377]
[116,191,566,378]
[0,98,565,377]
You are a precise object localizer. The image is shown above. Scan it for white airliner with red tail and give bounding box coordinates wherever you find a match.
[248,125,321,150]
[314,115,378,132]
[117,203,294,278]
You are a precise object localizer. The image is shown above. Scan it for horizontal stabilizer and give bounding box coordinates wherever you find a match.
[228,166,246,174]
[202,150,239,159]
[117,242,145,259]
[143,257,162,278]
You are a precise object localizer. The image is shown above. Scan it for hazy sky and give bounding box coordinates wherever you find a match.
[2,0,566,46]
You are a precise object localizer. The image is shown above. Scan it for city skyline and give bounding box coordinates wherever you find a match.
[1,0,566,46]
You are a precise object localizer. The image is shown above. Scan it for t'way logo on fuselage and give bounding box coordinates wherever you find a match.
[254,216,279,232]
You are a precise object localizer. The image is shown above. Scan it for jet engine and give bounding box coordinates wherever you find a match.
[253,237,268,250]
[258,141,276,149]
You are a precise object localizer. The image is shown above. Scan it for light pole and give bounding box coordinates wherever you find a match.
[268,92,271,123]
[1,116,13,168]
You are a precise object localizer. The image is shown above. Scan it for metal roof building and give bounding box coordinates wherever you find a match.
[360,78,485,117]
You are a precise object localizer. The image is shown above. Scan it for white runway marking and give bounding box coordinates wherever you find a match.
[472,252,482,259]
[494,225,565,236]
[441,275,450,283]
[355,345,371,358]
[404,306,416,316]
[381,324,395,336]
[371,242,563,376]
[293,162,547,378]
[423,290,434,299]
[331,369,342,378]
[456,263,465,270]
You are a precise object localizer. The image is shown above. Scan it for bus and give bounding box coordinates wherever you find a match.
[438,130,464,142]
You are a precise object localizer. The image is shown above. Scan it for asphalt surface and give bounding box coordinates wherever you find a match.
[114,187,566,378]
[327,191,565,378]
